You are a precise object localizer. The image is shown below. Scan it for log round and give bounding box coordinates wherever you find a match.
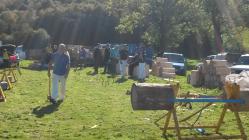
[131,83,175,110]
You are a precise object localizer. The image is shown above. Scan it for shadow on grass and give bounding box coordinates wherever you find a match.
[115,78,128,83]
[162,133,173,140]
[86,70,97,76]
[107,74,117,79]
[32,101,62,118]
[20,66,47,71]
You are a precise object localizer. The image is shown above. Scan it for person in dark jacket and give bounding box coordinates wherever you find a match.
[128,52,144,77]
[103,46,111,74]
[93,47,102,74]
[119,47,129,78]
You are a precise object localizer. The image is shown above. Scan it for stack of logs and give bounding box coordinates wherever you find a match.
[190,60,231,88]
[152,57,176,79]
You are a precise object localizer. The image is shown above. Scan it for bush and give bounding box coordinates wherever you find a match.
[24,28,50,50]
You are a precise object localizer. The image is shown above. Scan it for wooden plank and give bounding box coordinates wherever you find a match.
[163,110,172,134]
[234,111,247,139]
[180,103,212,122]
[0,86,6,102]
[181,135,244,140]
[167,126,217,129]
[172,108,182,140]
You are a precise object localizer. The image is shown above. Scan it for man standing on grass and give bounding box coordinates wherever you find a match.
[48,43,70,104]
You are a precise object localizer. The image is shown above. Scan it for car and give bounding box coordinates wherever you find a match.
[230,54,249,74]
[16,45,26,60]
[206,55,216,60]
[163,52,187,75]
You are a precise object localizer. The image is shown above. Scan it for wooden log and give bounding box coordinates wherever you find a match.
[116,63,128,76]
[211,60,228,67]
[145,64,150,77]
[156,57,168,63]
[162,68,175,73]
[152,62,160,76]
[215,67,231,75]
[190,70,200,86]
[162,72,176,79]
[131,83,175,110]
[133,64,150,79]
[159,62,173,68]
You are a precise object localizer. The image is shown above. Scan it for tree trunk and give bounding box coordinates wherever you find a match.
[212,12,223,53]
[159,0,167,53]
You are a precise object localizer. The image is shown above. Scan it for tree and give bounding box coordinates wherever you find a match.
[24,28,50,50]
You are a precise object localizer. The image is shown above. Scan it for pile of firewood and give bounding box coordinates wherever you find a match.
[190,60,231,88]
[152,57,176,79]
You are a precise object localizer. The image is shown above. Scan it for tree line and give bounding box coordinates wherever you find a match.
[0,0,249,58]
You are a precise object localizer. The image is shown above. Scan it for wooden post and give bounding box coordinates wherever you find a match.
[234,111,247,140]
[163,110,172,134]
[9,68,17,82]
[180,103,212,122]
[0,86,6,102]
[215,105,227,133]
[1,69,13,89]
[1,70,5,82]
[172,108,182,140]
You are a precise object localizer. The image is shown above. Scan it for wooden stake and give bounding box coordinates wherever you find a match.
[173,108,182,140]
[163,110,172,134]
[180,103,212,122]
[0,86,6,102]
[234,111,247,140]
[215,105,227,133]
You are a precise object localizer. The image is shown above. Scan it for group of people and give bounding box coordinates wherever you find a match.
[93,43,147,80]
[47,43,148,104]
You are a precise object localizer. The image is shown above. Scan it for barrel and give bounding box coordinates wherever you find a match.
[0,81,8,90]
[131,83,175,110]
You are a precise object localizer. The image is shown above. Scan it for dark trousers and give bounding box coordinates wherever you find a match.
[129,62,139,76]
[94,64,99,73]
[103,61,109,73]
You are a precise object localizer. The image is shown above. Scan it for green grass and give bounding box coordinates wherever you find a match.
[0,60,249,139]
[186,59,201,70]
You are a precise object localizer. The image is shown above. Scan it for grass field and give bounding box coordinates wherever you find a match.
[0,60,249,140]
